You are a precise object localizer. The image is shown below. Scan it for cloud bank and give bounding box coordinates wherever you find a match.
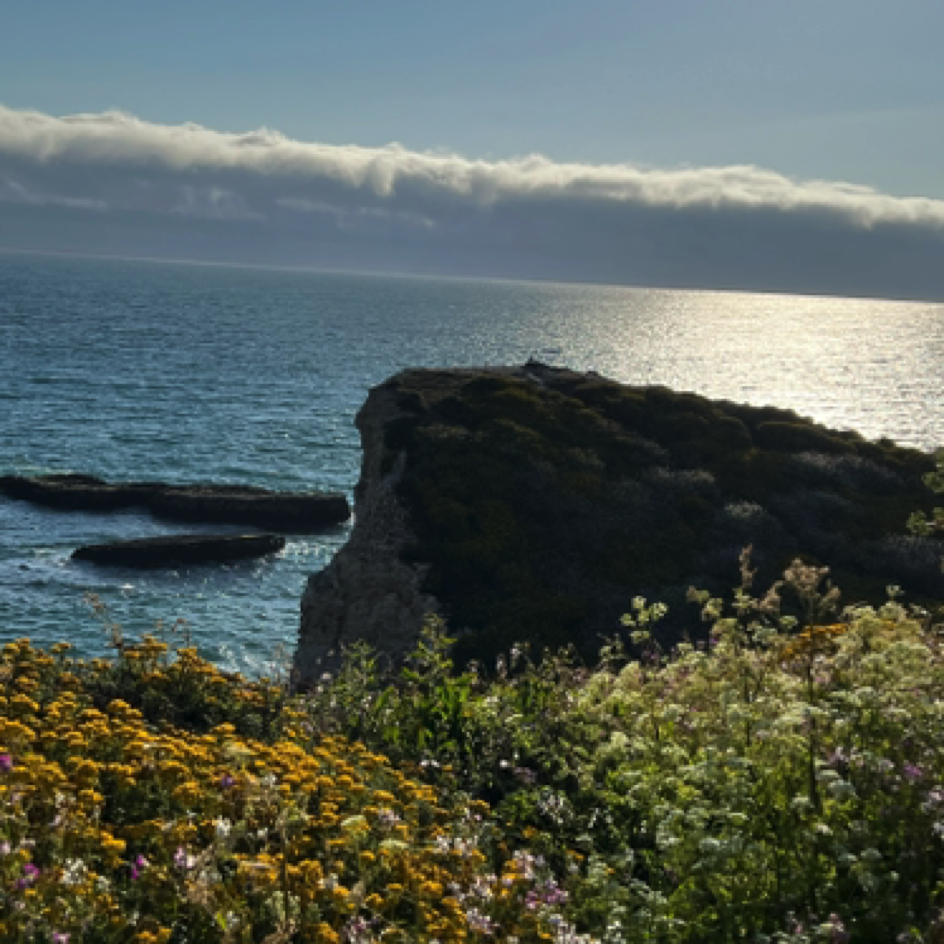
[2,104,944,298]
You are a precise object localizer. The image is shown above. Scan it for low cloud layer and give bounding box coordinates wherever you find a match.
[2,104,944,298]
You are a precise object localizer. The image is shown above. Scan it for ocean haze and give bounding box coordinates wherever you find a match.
[0,252,941,666]
[4,105,944,300]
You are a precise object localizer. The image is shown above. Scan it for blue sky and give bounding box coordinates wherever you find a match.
[2,1,944,297]
[4,0,942,197]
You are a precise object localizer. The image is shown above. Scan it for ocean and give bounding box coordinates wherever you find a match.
[1,251,941,671]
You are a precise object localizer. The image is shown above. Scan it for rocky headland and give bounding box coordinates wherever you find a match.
[295,363,942,684]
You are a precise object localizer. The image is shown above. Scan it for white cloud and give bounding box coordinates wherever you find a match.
[3,103,943,225]
[2,103,944,298]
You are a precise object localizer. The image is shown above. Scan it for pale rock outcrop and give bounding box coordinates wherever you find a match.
[295,379,438,682]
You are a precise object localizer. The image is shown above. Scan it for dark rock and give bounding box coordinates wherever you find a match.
[72,533,286,568]
[295,364,941,685]
[0,474,350,532]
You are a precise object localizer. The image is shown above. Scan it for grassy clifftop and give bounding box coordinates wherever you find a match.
[375,364,940,665]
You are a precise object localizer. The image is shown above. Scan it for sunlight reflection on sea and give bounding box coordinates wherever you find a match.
[1,252,940,665]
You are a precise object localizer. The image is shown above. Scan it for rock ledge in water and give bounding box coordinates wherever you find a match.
[72,533,286,568]
[0,474,350,532]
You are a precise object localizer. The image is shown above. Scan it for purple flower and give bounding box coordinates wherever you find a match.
[465,908,496,934]
[904,763,924,781]
[131,855,149,880]
[15,863,40,890]
[174,847,196,870]
[826,748,847,768]
[53,934,70,944]
[826,913,849,943]
[0,755,13,773]
[514,766,537,785]
[220,774,236,789]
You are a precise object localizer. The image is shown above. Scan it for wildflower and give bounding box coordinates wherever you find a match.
[174,847,196,870]
[820,913,849,943]
[514,766,537,784]
[340,814,368,834]
[61,859,87,886]
[465,907,495,934]
[342,916,372,943]
[0,754,12,773]
[16,863,40,889]
[131,855,149,880]
[828,780,857,800]
[316,923,340,944]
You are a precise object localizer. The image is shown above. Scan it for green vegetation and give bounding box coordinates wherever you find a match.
[0,624,575,944]
[4,550,944,942]
[3,372,941,941]
[385,369,940,666]
[908,452,944,544]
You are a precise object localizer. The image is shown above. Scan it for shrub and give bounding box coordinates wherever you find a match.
[755,422,858,456]
[298,562,944,943]
[4,549,944,942]
[0,629,577,943]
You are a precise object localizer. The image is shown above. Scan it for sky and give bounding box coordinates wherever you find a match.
[2,0,944,299]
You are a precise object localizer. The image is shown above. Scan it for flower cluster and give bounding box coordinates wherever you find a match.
[290,574,944,943]
[0,636,575,943]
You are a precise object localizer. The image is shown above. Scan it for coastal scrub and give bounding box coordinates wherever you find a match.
[0,634,574,943]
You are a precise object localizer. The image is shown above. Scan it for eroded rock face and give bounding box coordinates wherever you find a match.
[295,379,440,682]
[294,364,941,686]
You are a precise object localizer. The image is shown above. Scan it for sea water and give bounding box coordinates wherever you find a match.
[1,251,941,669]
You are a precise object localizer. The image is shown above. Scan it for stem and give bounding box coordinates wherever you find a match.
[279,820,290,934]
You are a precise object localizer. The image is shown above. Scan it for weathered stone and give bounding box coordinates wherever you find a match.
[0,474,349,531]
[72,533,286,568]
[295,379,439,682]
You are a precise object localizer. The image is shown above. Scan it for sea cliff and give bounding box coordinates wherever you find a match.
[295,363,941,684]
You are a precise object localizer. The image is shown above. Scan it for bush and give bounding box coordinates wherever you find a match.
[4,554,944,942]
[297,564,944,944]
[755,422,858,456]
[0,627,577,943]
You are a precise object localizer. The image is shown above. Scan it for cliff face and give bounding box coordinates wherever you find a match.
[295,375,441,682]
[295,363,941,685]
